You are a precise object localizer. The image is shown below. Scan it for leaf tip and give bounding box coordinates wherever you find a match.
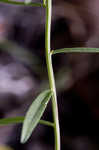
[20,134,27,144]
[20,129,28,144]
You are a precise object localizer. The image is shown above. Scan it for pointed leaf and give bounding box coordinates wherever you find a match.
[21,89,52,144]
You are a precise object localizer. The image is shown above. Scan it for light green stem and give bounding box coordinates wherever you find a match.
[51,47,99,55]
[0,117,54,127]
[0,0,45,7]
[45,0,60,150]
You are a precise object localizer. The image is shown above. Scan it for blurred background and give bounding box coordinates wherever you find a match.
[0,0,99,150]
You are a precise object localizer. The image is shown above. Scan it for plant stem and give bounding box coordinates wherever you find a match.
[39,120,54,127]
[45,0,60,150]
[51,47,99,55]
[0,117,54,127]
[0,0,45,7]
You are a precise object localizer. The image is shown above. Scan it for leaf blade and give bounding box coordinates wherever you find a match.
[21,89,52,144]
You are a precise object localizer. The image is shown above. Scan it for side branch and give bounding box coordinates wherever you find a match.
[51,47,99,55]
[0,117,54,127]
[0,0,45,7]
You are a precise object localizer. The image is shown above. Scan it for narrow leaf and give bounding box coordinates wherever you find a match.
[52,47,99,55]
[21,89,52,144]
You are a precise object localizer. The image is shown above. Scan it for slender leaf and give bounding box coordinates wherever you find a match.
[51,47,99,55]
[21,89,52,143]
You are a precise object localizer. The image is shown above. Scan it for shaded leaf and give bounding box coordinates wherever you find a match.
[21,89,52,143]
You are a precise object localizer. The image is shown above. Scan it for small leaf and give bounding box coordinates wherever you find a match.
[21,89,52,144]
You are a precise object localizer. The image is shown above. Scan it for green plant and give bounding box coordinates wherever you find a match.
[0,0,99,150]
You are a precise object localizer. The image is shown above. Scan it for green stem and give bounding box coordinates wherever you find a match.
[0,0,45,7]
[0,117,24,125]
[51,47,99,55]
[45,1,60,150]
[39,120,54,127]
[0,117,54,127]
[43,0,46,6]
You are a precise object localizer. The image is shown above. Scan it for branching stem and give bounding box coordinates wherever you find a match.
[0,0,61,149]
[45,0,60,150]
